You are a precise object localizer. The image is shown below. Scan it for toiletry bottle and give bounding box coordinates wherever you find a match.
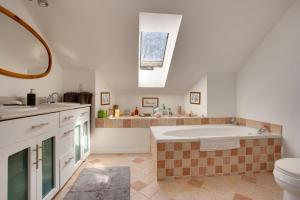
[27,89,36,106]
[134,107,139,116]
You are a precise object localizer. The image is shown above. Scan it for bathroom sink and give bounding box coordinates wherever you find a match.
[0,105,38,112]
[42,102,80,107]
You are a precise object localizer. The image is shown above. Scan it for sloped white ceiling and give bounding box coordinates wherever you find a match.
[23,0,295,94]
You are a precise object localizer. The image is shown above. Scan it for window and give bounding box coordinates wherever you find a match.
[138,13,182,87]
[140,32,169,70]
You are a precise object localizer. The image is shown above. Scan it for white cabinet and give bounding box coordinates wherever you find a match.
[0,114,59,200]
[36,131,60,200]
[58,107,90,188]
[0,137,37,200]
[74,108,91,166]
[0,106,90,200]
[59,149,75,188]
[0,113,59,149]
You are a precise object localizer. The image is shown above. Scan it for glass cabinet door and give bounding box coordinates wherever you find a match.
[42,137,54,198]
[74,125,81,163]
[8,148,28,200]
[83,121,89,154]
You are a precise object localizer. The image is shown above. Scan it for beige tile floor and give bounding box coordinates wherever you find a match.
[54,154,283,200]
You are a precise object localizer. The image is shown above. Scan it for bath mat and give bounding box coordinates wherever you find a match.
[64,166,130,200]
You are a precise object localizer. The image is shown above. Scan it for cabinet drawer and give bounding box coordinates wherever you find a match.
[76,107,90,120]
[58,124,74,157]
[59,149,75,188]
[0,113,59,149]
[60,109,77,127]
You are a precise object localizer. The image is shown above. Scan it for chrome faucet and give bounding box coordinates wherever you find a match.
[46,92,60,103]
[258,127,269,135]
[231,118,239,125]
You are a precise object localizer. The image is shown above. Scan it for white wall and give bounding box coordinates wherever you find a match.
[184,73,236,117]
[94,70,116,115]
[91,128,150,153]
[62,68,95,93]
[207,72,236,117]
[0,1,63,97]
[116,94,184,114]
[237,1,300,157]
[184,75,208,116]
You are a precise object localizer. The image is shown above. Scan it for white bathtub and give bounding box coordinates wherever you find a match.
[150,124,281,142]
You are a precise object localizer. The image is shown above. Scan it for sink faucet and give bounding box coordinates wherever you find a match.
[258,127,269,135]
[46,92,60,104]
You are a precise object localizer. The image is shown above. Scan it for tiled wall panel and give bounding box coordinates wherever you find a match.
[151,136,281,180]
[96,117,282,134]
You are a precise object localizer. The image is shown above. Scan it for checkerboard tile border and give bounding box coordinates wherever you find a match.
[151,137,281,180]
[96,117,282,135]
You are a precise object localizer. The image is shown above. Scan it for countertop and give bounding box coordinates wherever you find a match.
[108,115,199,119]
[0,103,91,121]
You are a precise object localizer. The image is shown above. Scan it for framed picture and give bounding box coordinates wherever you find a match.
[190,92,201,104]
[142,97,159,107]
[101,92,110,105]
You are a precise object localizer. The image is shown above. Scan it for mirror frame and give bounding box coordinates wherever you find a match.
[0,5,52,79]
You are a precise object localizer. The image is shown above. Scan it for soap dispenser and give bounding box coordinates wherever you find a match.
[27,89,36,106]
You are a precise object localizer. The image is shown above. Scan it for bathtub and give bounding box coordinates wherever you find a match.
[150,124,281,142]
[150,125,282,179]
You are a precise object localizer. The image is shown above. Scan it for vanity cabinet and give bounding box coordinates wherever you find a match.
[58,107,90,187]
[0,106,90,200]
[75,107,90,165]
[0,113,59,200]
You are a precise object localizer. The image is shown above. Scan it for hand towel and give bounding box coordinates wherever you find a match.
[78,92,93,104]
[200,137,240,151]
[63,92,79,103]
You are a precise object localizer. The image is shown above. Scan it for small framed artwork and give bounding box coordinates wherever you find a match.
[190,92,201,104]
[101,92,110,105]
[142,97,159,107]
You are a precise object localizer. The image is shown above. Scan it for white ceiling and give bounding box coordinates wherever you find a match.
[23,0,295,94]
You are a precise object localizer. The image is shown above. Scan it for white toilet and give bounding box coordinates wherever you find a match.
[273,158,300,200]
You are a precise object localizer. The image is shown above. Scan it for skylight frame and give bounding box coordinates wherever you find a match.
[138,12,182,88]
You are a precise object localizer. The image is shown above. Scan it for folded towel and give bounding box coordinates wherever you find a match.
[200,137,240,151]
[63,92,79,103]
[78,92,93,104]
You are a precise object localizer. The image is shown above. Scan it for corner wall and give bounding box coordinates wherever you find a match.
[62,68,95,94]
[184,73,236,117]
[184,75,208,116]
[236,1,300,157]
[207,72,236,117]
[94,70,116,116]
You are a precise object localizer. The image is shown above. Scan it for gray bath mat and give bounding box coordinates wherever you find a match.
[64,166,130,200]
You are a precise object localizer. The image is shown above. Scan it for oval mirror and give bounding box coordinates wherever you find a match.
[0,6,52,79]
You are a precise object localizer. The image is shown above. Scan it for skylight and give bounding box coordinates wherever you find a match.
[140,32,169,70]
[138,13,182,88]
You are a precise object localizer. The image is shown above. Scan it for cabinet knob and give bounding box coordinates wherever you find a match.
[64,157,74,165]
[80,112,88,117]
[63,130,73,136]
[31,122,49,129]
[64,116,74,120]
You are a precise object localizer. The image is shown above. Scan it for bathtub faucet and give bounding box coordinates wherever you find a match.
[230,118,239,125]
[257,127,269,135]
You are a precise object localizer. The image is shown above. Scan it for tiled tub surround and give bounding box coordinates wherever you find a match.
[150,126,281,180]
[95,116,282,134]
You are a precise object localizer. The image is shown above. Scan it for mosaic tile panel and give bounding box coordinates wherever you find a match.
[95,117,282,135]
[151,136,281,180]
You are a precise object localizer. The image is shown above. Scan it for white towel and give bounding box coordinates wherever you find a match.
[200,137,240,151]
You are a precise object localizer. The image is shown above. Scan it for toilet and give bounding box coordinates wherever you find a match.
[273,158,300,200]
